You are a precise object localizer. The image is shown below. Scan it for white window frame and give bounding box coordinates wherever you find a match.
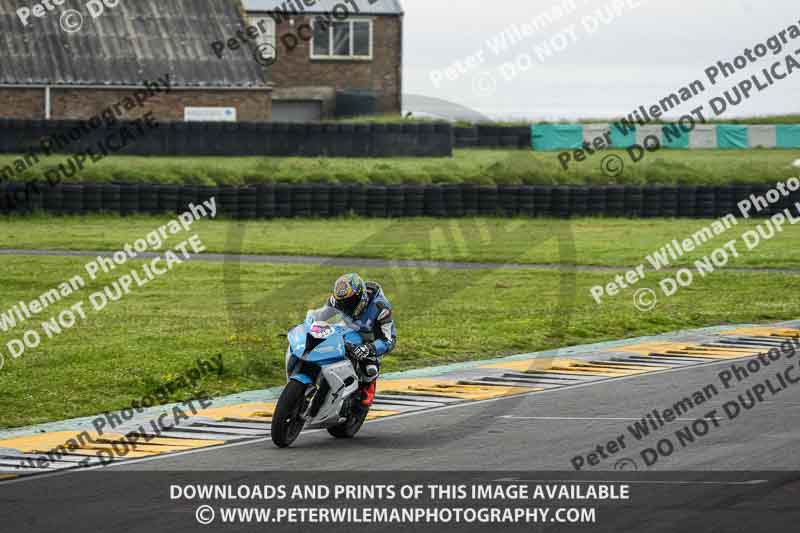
[310,18,374,61]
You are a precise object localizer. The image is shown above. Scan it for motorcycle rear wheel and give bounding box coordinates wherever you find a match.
[271,380,308,448]
[327,404,369,439]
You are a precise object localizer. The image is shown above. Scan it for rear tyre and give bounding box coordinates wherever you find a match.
[327,403,369,439]
[271,380,308,448]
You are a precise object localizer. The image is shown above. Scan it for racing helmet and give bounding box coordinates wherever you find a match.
[330,273,368,317]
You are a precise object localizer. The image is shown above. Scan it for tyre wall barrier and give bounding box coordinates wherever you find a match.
[0,183,793,219]
[454,125,531,149]
[0,120,453,158]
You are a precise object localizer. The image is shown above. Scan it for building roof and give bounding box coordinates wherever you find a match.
[244,0,404,16]
[0,0,269,87]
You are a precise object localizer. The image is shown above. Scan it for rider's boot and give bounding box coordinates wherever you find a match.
[360,381,377,407]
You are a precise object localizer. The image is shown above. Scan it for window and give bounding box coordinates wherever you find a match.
[311,19,373,59]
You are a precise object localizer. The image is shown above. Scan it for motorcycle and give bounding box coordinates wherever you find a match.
[271,307,374,448]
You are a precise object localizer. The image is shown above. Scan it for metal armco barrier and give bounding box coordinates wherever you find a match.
[0,120,453,158]
[0,183,794,218]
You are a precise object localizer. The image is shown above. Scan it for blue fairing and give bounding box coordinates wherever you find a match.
[291,374,313,385]
[304,335,347,366]
[286,314,364,379]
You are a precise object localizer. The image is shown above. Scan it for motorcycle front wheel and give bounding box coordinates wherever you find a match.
[327,403,369,439]
[271,380,308,448]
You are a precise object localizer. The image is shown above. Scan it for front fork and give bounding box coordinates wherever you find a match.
[299,383,319,420]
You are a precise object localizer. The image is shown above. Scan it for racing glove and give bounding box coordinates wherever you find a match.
[352,343,377,361]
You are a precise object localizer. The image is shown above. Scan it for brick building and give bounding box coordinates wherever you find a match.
[244,0,403,120]
[0,0,272,121]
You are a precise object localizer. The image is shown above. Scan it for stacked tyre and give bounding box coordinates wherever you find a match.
[518,186,535,217]
[695,186,715,218]
[329,185,349,217]
[43,184,63,215]
[367,186,388,218]
[442,184,464,217]
[462,185,479,216]
[606,187,625,217]
[119,184,139,216]
[424,185,445,217]
[714,186,734,218]
[218,186,239,218]
[61,184,84,215]
[102,184,121,214]
[533,187,552,218]
[661,187,678,218]
[178,185,199,214]
[256,184,276,219]
[678,186,696,218]
[624,187,643,218]
[403,185,424,217]
[138,184,159,215]
[588,187,606,216]
[552,187,570,218]
[478,186,498,216]
[348,185,368,217]
[274,184,292,218]
[312,184,331,217]
[498,186,519,216]
[158,185,180,214]
[569,187,588,217]
[237,187,257,219]
[642,187,661,218]
[387,185,405,217]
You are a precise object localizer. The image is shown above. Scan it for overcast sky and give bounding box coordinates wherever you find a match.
[401,0,800,119]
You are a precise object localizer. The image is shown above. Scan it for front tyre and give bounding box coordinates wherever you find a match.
[327,404,369,439]
[271,380,308,448]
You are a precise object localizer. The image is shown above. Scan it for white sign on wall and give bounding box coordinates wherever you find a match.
[184,107,237,122]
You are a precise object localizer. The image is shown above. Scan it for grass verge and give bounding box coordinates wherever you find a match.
[2,215,800,269]
[3,148,799,186]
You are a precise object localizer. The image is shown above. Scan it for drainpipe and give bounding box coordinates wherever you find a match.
[44,86,51,119]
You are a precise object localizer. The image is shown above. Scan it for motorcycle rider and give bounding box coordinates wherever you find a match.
[327,273,396,407]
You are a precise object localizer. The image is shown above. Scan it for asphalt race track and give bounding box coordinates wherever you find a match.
[2,248,798,274]
[3,355,799,532]
[117,356,800,471]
